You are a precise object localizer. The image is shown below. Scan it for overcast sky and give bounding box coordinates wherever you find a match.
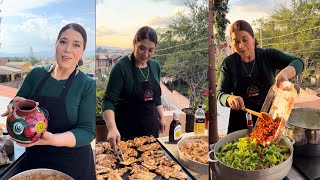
[0,0,290,55]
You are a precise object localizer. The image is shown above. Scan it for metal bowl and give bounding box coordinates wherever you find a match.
[284,107,320,156]
[209,129,294,180]
[177,135,208,174]
[9,168,74,180]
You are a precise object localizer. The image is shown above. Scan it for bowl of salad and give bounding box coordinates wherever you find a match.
[208,129,294,180]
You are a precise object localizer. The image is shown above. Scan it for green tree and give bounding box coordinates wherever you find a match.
[156,0,228,111]
[254,0,320,88]
[156,0,208,111]
[95,67,112,124]
[29,57,40,66]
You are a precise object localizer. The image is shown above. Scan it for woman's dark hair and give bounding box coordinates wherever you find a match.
[56,23,87,50]
[133,26,158,45]
[229,20,258,47]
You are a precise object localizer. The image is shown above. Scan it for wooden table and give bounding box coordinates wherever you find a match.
[157,132,208,180]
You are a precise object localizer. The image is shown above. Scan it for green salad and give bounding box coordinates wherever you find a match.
[216,138,290,170]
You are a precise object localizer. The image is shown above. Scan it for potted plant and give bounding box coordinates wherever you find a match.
[95,68,111,142]
[182,90,204,132]
[95,89,108,142]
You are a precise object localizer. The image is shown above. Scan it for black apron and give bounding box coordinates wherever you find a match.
[227,58,271,134]
[24,66,95,180]
[114,55,161,140]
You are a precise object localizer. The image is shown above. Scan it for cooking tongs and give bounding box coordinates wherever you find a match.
[110,145,124,161]
[118,146,125,161]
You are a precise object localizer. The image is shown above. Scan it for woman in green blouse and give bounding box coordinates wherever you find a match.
[1,23,95,180]
[102,26,166,150]
[217,20,304,134]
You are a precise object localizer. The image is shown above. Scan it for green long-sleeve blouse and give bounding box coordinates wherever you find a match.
[217,47,305,107]
[16,65,96,147]
[102,55,162,112]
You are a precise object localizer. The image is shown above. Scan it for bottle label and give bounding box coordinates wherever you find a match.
[174,125,181,141]
[194,118,205,135]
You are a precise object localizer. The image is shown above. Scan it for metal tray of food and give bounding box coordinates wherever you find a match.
[177,135,208,174]
[9,168,74,180]
[95,135,195,180]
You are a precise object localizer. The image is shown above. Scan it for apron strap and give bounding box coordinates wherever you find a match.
[32,66,54,99]
[59,67,77,101]
[32,65,77,101]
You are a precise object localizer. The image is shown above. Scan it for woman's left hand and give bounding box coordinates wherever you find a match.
[159,118,166,134]
[275,70,288,87]
[16,131,55,147]
[275,66,296,87]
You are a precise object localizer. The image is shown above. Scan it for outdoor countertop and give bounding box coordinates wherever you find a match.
[0,142,26,179]
[157,132,208,180]
[158,132,307,180]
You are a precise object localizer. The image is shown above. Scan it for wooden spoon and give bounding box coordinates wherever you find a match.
[243,108,273,121]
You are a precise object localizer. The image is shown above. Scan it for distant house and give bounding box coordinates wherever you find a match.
[0,59,9,66]
[95,52,110,69]
[110,54,122,64]
[5,62,31,72]
[0,62,31,88]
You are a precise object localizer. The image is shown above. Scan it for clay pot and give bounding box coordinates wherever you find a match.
[96,116,108,142]
[6,99,49,143]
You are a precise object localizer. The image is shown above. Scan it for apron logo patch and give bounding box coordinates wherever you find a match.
[247,85,259,97]
[144,89,154,101]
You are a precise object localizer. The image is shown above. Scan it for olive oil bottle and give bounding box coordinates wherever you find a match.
[194,105,205,135]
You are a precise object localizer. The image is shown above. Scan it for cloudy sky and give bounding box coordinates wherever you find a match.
[97,0,289,48]
[0,0,290,56]
[0,0,95,57]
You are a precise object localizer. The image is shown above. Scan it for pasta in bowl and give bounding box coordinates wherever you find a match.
[177,135,208,174]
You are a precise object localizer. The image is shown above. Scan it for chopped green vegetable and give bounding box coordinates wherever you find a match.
[216,138,290,170]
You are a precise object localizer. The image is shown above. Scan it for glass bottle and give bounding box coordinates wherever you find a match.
[169,111,182,143]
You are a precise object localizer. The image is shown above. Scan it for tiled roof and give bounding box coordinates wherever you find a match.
[0,85,17,127]
[0,85,18,98]
[0,96,11,128]
[0,66,24,74]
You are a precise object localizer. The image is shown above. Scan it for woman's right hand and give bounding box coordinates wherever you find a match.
[1,96,26,117]
[107,127,121,151]
[227,95,245,110]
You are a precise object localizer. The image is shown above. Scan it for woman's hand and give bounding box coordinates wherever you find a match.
[107,127,121,151]
[1,96,26,117]
[275,70,289,88]
[16,131,56,147]
[275,65,296,87]
[159,118,166,134]
[227,95,245,110]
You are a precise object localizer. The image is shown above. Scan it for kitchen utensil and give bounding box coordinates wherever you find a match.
[110,147,124,161]
[284,107,320,157]
[208,129,294,180]
[243,108,272,121]
[118,145,124,161]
